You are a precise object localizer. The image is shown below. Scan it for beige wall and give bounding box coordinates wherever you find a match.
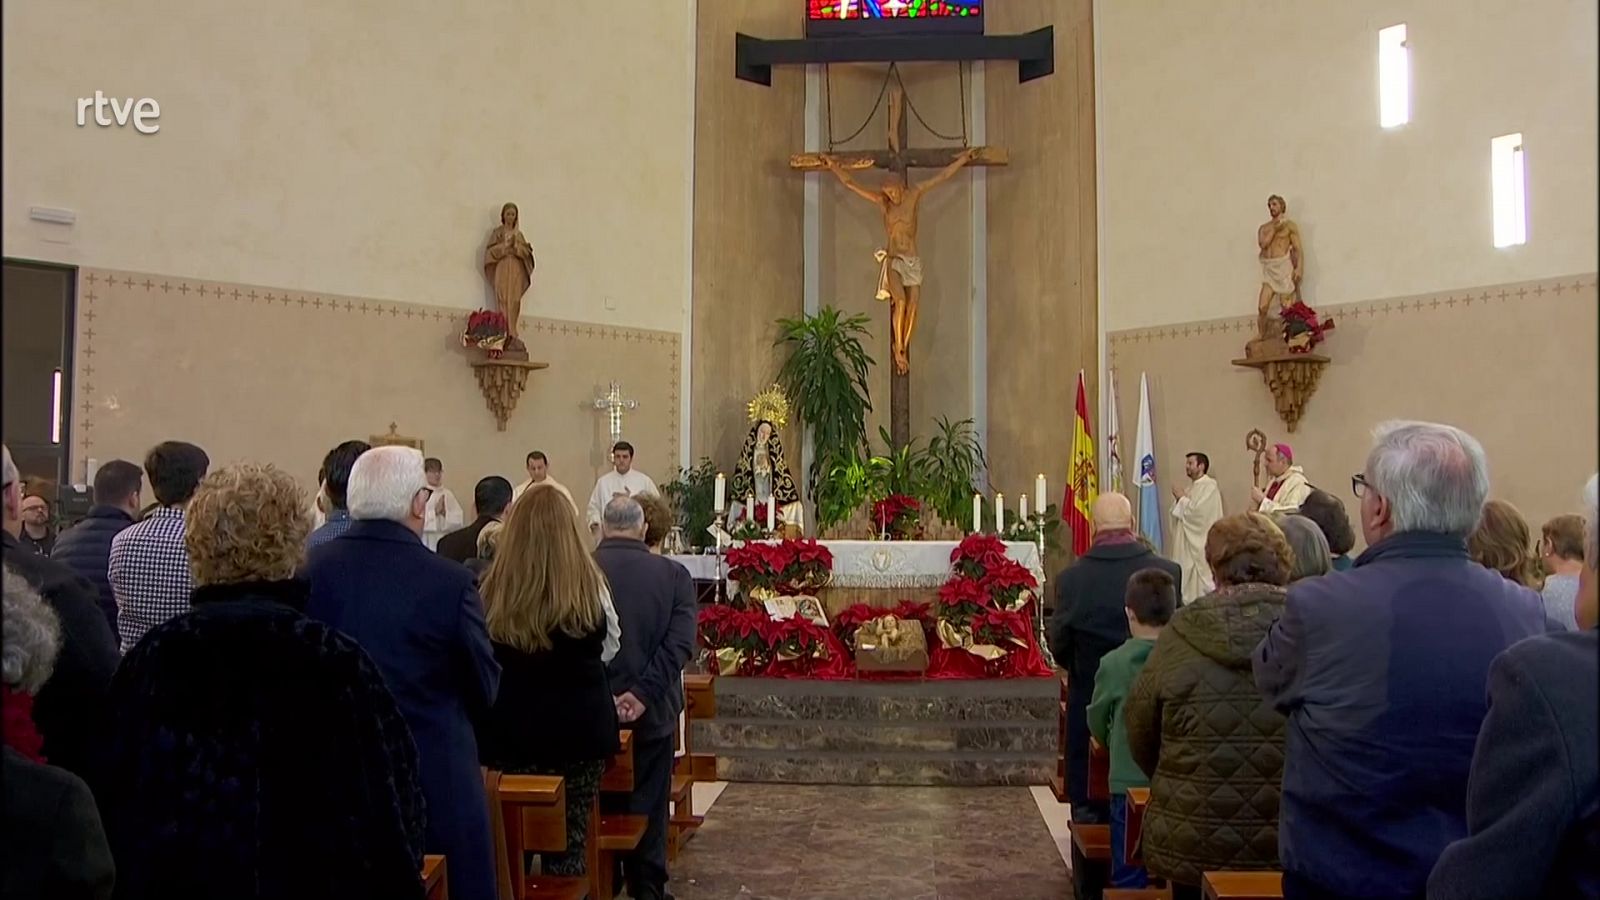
[71,268,681,505]
[2,0,695,333]
[688,0,805,470]
[1097,0,1599,331]
[1109,274,1598,550]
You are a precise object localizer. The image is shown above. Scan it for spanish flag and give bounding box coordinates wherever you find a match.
[1063,370,1099,556]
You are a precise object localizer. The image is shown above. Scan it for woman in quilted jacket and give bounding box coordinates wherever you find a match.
[1125,512,1291,900]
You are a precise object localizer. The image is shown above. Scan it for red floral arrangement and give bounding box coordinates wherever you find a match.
[766,615,849,679]
[1280,300,1335,353]
[697,604,774,675]
[871,493,922,540]
[725,538,833,597]
[462,309,510,358]
[948,533,1038,612]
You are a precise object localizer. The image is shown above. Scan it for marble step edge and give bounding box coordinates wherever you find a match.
[709,695,1058,722]
[695,719,1057,753]
[711,676,1058,699]
[698,716,1055,729]
[708,747,1055,762]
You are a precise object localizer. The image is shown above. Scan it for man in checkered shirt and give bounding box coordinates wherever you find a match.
[109,441,210,652]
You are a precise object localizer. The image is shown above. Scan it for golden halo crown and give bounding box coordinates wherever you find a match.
[747,385,790,429]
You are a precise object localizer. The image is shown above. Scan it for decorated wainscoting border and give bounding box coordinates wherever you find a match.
[72,268,681,477]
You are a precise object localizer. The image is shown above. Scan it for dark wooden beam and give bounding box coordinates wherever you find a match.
[790,147,1009,171]
[735,28,1054,86]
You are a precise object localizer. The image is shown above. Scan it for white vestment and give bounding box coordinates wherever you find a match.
[587,468,660,527]
[1258,466,1312,514]
[421,486,465,552]
[1170,474,1224,601]
[1261,253,1297,296]
[513,475,578,514]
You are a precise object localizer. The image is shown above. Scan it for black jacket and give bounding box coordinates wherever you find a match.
[1049,536,1184,688]
[2,747,115,900]
[437,516,494,564]
[480,627,620,770]
[1429,628,1600,900]
[593,538,698,740]
[51,505,135,635]
[2,531,121,781]
[98,579,427,900]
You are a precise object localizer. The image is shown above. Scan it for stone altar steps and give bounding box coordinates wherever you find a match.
[694,676,1058,786]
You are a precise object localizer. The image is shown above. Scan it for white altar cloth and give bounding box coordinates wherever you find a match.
[667,540,1044,589]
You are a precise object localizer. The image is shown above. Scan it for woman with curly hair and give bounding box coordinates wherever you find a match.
[96,463,428,900]
[635,492,674,551]
[1124,512,1291,900]
[1468,499,1543,590]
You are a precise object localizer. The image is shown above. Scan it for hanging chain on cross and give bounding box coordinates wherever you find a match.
[823,61,970,152]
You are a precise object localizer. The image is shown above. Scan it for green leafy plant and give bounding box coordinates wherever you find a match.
[921,416,987,526]
[661,458,718,550]
[774,307,875,491]
[815,449,888,532]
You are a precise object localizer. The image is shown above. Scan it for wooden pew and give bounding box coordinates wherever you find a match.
[1051,672,1070,802]
[1062,671,1113,900]
[683,673,717,782]
[486,768,589,900]
[599,730,635,793]
[585,794,646,900]
[1125,786,1151,867]
[1201,871,1283,900]
[422,855,448,900]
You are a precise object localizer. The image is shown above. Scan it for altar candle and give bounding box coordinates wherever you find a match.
[746,495,755,523]
[1020,493,1029,523]
[1035,474,1047,517]
[995,493,1005,533]
[765,497,776,532]
[714,473,726,512]
[972,493,982,533]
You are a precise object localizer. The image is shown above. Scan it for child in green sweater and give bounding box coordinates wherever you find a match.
[1088,566,1177,889]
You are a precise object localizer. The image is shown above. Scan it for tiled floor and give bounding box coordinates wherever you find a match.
[668,783,1073,899]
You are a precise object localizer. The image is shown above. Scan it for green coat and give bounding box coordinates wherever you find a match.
[1124,583,1288,887]
[1087,636,1157,794]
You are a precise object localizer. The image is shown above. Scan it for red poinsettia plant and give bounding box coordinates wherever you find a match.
[726,538,833,597]
[697,604,774,675]
[948,533,1038,612]
[872,493,922,540]
[766,615,849,679]
[462,309,510,358]
[1280,300,1336,353]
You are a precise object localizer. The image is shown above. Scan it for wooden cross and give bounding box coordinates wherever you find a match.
[790,75,1006,449]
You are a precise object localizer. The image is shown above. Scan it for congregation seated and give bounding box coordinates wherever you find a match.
[2,566,116,900]
[1125,512,1290,900]
[1430,474,1600,899]
[1537,511,1585,630]
[1272,513,1332,582]
[97,463,428,899]
[1292,488,1355,571]
[1254,420,1547,898]
[477,483,621,877]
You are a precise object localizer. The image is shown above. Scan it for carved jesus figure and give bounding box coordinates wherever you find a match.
[821,147,979,375]
[1256,193,1303,341]
[484,202,535,340]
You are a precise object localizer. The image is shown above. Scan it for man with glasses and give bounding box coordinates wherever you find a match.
[1253,421,1546,899]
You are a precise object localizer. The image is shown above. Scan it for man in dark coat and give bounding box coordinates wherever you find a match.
[593,497,698,900]
[2,748,116,899]
[1255,421,1547,899]
[437,475,513,564]
[51,459,144,635]
[1049,492,1182,824]
[304,447,501,900]
[2,445,120,782]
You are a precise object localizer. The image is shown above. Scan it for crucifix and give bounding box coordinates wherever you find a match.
[790,70,1007,449]
[593,382,638,445]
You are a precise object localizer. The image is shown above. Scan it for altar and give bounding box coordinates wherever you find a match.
[669,539,1045,616]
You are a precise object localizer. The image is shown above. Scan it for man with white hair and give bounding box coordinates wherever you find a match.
[2,443,119,780]
[1253,421,1547,899]
[303,445,501,900]
[594,495,697,900]
[1430,473,1600,898]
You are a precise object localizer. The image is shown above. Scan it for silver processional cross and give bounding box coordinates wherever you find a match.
[593,382,638,445]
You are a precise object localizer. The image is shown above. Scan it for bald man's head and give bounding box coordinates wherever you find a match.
[1092,493,1134,531]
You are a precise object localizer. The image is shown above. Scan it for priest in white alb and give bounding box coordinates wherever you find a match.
[1253,442,1311,514]
[421,457,465,551]
[1170,450,1225,600]
[586,441,658,531]
[512,450,578,513]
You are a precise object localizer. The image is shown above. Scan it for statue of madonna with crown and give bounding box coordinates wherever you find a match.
[728,386,804,529]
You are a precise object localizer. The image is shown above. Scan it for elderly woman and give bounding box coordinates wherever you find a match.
[97,464,428,900]
[1275,513,1332,582]
[1296,488,1357,571]
[3,566,115,899]
[1125,512,1291,900]
[636,492,674,551]
[1469,499,1543,590]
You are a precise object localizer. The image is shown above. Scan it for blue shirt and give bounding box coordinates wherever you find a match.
[306,510,353,550]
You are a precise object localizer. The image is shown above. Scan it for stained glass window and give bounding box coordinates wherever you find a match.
[808,0,982,21]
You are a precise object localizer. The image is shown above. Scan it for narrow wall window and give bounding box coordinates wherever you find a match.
[1491,133,1528,248]
[1378,24,1410,128]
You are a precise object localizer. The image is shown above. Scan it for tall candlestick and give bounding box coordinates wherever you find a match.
[1035,474,1047,517]
[765,497,776,532]
[995,493,1005,533]
[972,493,982,533]
[714,473,726,512]
[1020,493,1029,523]
[746,495,755,523]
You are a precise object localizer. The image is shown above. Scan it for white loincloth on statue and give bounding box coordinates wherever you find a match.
[890,254,924,287]
[1260,253,1297,296]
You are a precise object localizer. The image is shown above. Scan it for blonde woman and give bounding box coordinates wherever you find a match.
[477,483,620,877]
